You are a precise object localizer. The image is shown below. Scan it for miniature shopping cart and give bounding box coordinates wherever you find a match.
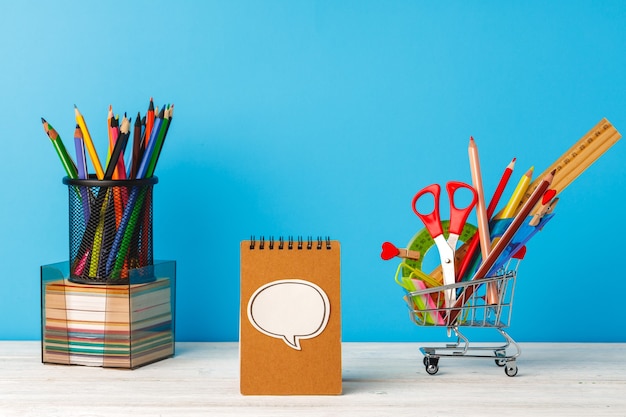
[401,255,523,377]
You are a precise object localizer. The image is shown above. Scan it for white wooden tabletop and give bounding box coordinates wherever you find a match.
[1,342,625,416]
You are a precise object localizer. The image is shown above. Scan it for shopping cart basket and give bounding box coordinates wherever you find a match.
[400,255,523,377]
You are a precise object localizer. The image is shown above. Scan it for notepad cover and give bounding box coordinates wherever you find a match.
[239,238,342,395]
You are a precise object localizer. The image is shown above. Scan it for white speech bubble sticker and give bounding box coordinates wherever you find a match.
[247,279,331,350]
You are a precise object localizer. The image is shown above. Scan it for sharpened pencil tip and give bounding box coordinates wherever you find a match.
[512,157,516,162]
[41,117,46,123]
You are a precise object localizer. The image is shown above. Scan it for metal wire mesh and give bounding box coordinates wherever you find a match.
[64,177,157,284]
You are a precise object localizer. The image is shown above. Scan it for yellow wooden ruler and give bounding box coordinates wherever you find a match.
[514,118,621,216]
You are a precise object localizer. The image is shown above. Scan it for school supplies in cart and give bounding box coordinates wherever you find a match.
[381,118,621,377]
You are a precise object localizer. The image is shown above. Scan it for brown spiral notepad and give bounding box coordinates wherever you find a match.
[240,236,341,395]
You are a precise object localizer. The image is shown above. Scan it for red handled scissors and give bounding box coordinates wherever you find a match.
[412,181,477,307]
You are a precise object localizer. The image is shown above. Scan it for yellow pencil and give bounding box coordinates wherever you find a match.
[496,166,534,219]
[89,190,111,277]
[75,105,104,180]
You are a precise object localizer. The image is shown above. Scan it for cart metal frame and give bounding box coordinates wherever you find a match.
[404,259,521,376]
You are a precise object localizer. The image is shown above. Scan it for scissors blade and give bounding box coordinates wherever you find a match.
[433,235,456,307]
[446,233,460,251]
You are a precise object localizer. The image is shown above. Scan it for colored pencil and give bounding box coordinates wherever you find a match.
[88,189,111,277]
[41,118,78,179]
[129,112,143,179]
[115,115,127,180]
[153,104,173,172]
[107,115,120,179]
[73,123,91,222]
[146,106,171,177]
[73,124,88,180]
[136,107,165,179]
[487,157,516,216]
[106,104,114,166]
[144,98,155,151]
[75,105,105,180]
[468,137,491,260]
[104,116,130,180]
[496,166,533,219]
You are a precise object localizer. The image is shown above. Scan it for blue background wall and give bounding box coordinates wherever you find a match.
[1,1,625,342]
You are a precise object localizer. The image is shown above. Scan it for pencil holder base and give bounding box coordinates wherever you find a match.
[41,260,176,369]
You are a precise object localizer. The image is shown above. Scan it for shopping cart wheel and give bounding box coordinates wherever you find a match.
[504,361,518,377]
[424,357,439,375]
[495,351,507,367]
[426,364,439,375]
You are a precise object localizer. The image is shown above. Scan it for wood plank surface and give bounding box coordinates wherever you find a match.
[0,342,625,416]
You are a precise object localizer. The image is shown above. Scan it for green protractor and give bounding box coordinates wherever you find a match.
[402,220,477,278]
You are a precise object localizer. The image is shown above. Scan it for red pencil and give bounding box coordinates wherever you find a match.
[143,97,155,151]
[487,157,516,216]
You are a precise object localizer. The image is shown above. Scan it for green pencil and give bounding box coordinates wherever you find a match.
[145,106,170,177]
[42,118,79,179]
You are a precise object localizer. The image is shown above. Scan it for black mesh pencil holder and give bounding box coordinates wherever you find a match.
[63,176,158,284]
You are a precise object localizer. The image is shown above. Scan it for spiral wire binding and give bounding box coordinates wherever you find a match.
[249,236,332,250]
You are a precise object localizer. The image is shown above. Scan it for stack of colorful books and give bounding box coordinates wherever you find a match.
[42,276,174,368]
